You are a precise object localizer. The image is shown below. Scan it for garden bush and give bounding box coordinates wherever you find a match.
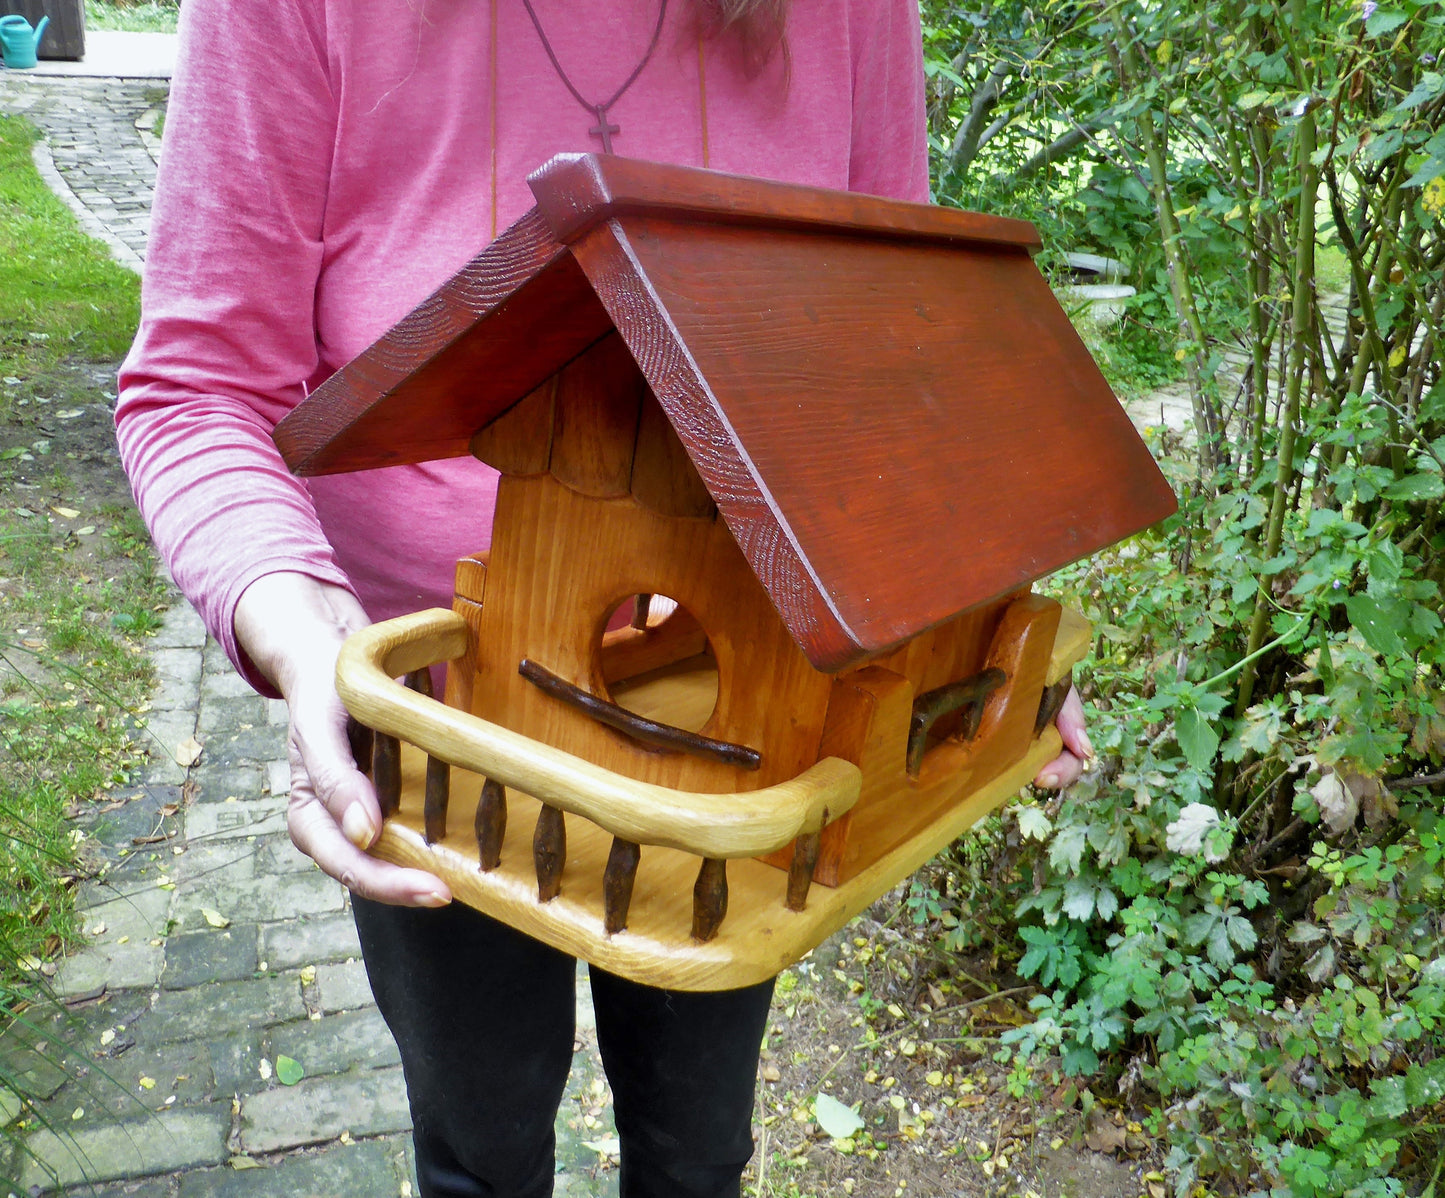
[922,0,1444,1191]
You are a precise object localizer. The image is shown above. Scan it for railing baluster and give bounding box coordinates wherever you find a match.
[691,858,728,942]
[1034,670,1074,736]
[346,718,374,779]
[603,838,642,934]
[424,755,449,844]
[373,733,401,818]
[786,830,821,912]
[534,805,566,902]
[475,777,506,872]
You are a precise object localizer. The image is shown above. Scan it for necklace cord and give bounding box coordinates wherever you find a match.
[520,0,669,119]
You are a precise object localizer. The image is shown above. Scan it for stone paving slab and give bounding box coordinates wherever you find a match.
[19,1107,231,1190]
[238,1068,412,1155]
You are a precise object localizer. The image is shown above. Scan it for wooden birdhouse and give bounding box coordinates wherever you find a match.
[275,154,1176,990]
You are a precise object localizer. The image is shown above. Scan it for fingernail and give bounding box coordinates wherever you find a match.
[1080,734,1096,761]
[415,889,450,908]
[1038,772,1060,789]
[341,804,375,849]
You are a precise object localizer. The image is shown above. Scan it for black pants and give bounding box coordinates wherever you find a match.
[353,897,775,1198]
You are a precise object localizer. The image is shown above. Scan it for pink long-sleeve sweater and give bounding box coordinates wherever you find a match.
[116,0,929,693]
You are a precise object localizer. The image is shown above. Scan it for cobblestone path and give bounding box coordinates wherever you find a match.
[1,71,620,1197]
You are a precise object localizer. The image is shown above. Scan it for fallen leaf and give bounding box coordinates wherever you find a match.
[275,1055,304,1086]
[51,506,79,519]
[99,1028,116,1047]
[814,1092,865,1139]
[582,1136,621,1158]
[201,908,230,929]
[1311,771,1358,833]
[258,1059,272,1081]
[75,525,95,535]
[174,736,204,767]
[1083,1110,1129,1154]
[227,1156,262,1171]
[138,1077,155,1090]
[760,1063,781,1082]
[299,965,317,985]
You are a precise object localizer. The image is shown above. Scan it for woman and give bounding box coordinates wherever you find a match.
[116,2,1090,1193]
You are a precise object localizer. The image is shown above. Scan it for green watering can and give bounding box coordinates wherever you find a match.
[0,14,49,69]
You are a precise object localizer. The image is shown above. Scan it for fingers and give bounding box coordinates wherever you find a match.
[235,573,452,907]
[287,734,452,907]
[1034,686,1093,790]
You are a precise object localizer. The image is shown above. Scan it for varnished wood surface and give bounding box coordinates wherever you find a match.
[276,212,612,476]
[370,731,1062,990]
[764,597,1089,887]
[471,474,834,794]
[527,154,1043,254]
[573,214,1177,671]
[335,609,860,858]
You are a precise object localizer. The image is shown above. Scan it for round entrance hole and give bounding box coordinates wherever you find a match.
[597,594,720,734]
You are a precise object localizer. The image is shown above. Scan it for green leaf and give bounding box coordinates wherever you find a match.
[1063,878,1096,921]
[1016,806,1053,841]
[1345,594,1406,655]
[1049,825,1087,875]
[1365,8,1410,36]
[1176,708,1220,772]
[814,1092,865,1139]
[274,1055,305,1087]
[1382,471,1444,502]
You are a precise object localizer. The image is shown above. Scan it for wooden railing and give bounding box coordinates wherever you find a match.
[337,609,862,940]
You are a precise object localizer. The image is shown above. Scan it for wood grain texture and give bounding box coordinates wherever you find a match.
[763,596,1087,887]
[527,154,1043,253]
[549,332,644,498]
[631,389,715,518]
[471,474,834,794]
[335,609,861,858]
[369,731,1061,990]
[470,378,556,476]
[276,212,612,476]
[570,213,1177,671]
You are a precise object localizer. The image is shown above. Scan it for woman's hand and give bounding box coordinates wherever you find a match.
[1033,685,1092,790]
[235,572,452,907]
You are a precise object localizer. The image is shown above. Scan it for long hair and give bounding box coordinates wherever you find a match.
[693,0,788,72]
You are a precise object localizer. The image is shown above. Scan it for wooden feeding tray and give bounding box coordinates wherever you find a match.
[277,154,1176,990]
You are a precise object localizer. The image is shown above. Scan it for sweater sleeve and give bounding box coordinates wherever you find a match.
[848,0,930,203]
[115,0,353,695]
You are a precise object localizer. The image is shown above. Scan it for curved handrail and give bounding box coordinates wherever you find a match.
[336,609,861,859]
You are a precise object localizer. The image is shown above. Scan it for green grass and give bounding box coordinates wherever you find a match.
[0,111,162,1189]
[82,0,179,34]
[0,116,140,377]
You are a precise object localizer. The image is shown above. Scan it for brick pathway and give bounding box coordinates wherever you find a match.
[1,72,620,1197]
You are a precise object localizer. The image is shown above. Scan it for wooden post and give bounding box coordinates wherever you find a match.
[534,805,566,902]
[1034,669,1073,736]
[475,778,506,871]
[692,857,728,942]
[785,830,821,912]
[603,838,642,934]
[346,718,374,779]
[424,756,450,844]
[373,733,401,818]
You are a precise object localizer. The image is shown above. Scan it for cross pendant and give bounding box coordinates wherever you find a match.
[590,104,620,154]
